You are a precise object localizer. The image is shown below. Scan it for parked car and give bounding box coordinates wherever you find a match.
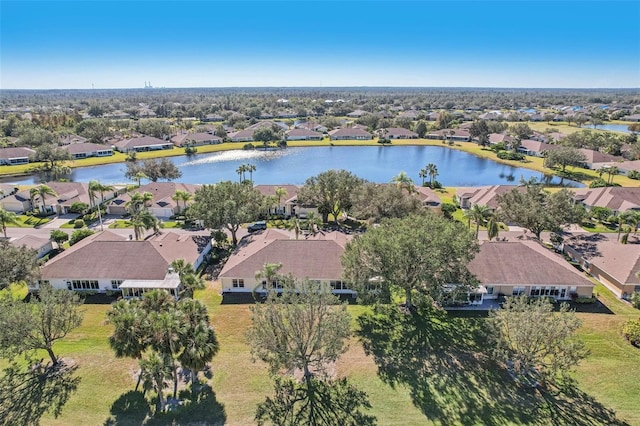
[248,221,267,232]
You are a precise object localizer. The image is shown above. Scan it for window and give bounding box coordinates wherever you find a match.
[331,280,347,290]
[634,286,640,293]
[232,279,245,288]
[512,286,526,296]
[71,280,99,290]
[38,280,50,287]
[111,280,123,289]
[486,286,494,295]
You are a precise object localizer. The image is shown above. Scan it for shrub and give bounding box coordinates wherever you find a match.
[70,229,94,246]
[184,146,197,155]
[50,229,69,245]
[497,151,525,161]
[377,137,391,145]
[574,296,597,304]
[440,203,457,219]
[243,143,255,150]
[73,219,86,228]
[622,318,640,347]
[589,178,609,188]
[631,292,640,309]
[424,180,443,189]
[69,202,89,214]
[628,170,640,180]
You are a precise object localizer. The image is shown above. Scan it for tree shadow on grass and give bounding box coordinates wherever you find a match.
[0,360,81,426]
[357,305,628,425]
[104,385,226,426]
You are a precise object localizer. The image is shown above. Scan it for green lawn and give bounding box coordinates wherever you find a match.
[6,214,52,228]
[5,278,634,425]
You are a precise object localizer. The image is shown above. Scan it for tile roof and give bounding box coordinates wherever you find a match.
[113,136,170,149]
[41,231,207,280]
[565,233,640,286]
[62,142,113,155]
[456,185,522,209]
[573,187,640,212]
[218,230,351,280]
[0,147,35,160]
[109,182,200,211]
[468,240,594,287]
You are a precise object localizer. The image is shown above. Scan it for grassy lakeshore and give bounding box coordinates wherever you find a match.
[4,279,637,425]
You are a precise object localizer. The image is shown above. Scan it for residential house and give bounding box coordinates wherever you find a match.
[0,188,31,213]
[254,184,303,217]
[347,110,367,118]
[0,184,18,199]
[218,229,354,295]
[32,181,111,215]
[62,142,114,159]
[107,182,200,218]
[517,140,560,157]
[425,129,471,142]
[564,233,640,298]
[578,148,623,170]
[412,186,441,207]
[171,131,222,147]
[0,147,36,165]
[35,230,211,295]
[284,128,323,141]
[227,121,285,142]
[203,113,224,122]
[58,134,87,145]
[10,235,54,259]
[328,128,373,141]
[488,133,514,147]
[456,185,521,210]
[382,127,419,139]
[573,187,640,214]
[398,110,419,120]
[113,136,173,153]
[464,240,595,305]
[623,114,640,122]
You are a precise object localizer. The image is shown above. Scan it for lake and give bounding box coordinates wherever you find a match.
[3,146,583,187]
[594,124,633,133]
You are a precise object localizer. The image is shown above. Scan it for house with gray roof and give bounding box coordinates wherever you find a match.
[171,131,222,147]
[107,182,200,218]
[285,128,323,141]
[573,187,640,214]
[382,127,419,139]
[328,128,372,140]
[456,185,522,210]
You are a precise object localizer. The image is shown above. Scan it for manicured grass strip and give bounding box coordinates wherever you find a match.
[5,214,52,228]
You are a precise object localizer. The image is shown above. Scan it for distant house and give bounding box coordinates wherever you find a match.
[463,240,595,305]
[488,133,514,146]
[398,110,419,120]
[107,182,200,218]
[203,114,224,122]
[425,129,471,142]
[623,114,640,122]
[218,229,354,295]
[573,187,640,214]
[113,136,173,153]
[347,110,367,118]
[0,184,18,199]
[382,127,419,139]
[62,142,114,159]
[285,128,323,141]
[564,233,640,298]
[578,148,623,169]
[0,147,36,165]
[517,140,560,157]
[456,185,521,210]
[10,235,54,259]
[35,231,211,295]
[171,131,222,147]
[328,128,373,140]
[227,121,285,143]
[58,134,87,145]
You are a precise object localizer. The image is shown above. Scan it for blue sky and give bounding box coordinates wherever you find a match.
[1,1,639,89]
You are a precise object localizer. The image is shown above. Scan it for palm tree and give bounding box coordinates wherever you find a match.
[140,351,173,412]
[0,207,19,238]
[418,167,428,186]
[426,163,439,187]
[126,191,154,215]
[170,258,196,277]
[285,216,304,240]
[149,310,185,399]
[607,166,619,185]
[304,212,323,236]
[617,211,634,241]
[179,322,219,391]
[236,164,247,182]
[391,171,415,193]
[35,185,58,214]
[469,204,491,237]
[274,186,288,215]
[171,189,192,213]
[130,209,158,240]
[28,187,39,212]
[245,163,256,182]
[486,214,500,241]
[255,262,283,292]
[88,180,100,209]
[106,300,149,390]
[133,171,148,187]
[98,183,114,204]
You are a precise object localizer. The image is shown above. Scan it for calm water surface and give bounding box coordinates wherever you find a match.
[4,146,583,187]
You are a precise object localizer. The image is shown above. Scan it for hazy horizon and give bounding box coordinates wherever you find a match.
[2,0,639,90]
